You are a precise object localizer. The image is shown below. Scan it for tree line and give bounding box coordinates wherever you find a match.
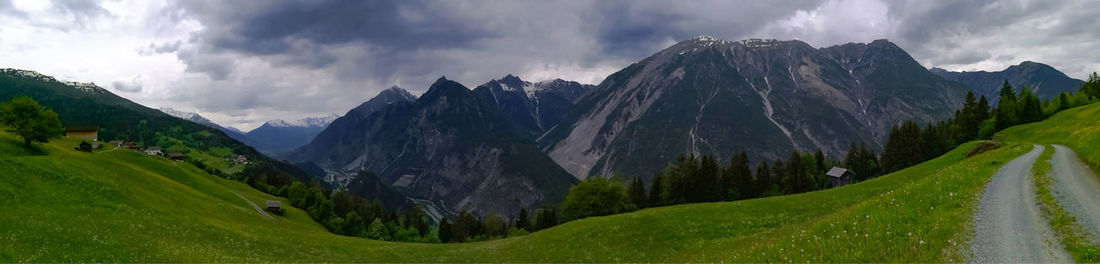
[548,75,1100,224]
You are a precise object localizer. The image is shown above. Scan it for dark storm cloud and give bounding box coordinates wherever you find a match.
[141,0,1099,128]
[880,0,1100,76]
[172,0,824,87]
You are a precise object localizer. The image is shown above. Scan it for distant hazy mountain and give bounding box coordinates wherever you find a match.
[931,61,1085,102]
[286,80,576,216]
[158,107,255,145]
[246,114,340,155]
[538,36,970,180]
[472,75,594,136]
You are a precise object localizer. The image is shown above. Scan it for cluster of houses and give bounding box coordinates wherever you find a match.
[64,125,186,161]
[106,140,186,161]
[227,154,250,165]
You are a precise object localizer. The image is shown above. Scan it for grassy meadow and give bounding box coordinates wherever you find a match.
[0,129,1035,262]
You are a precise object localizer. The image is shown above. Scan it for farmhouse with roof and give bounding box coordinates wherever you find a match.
[144,146,163,156]
[826,167,855,187]
[64,126,98,141]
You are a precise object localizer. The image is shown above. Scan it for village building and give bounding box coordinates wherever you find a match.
[227,154,249,165]
[107,140,123,147]
[826,167,855,187]
[265,200,282,214]
[144,146,163,156]
[76,141,93,152]
[64,126,99,141]
[120,141,140,150]
[165,153,186,161]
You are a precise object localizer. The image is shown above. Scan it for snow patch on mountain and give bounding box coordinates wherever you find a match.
[265,114,341,128]
[1,68,108,94]
[158,107,213,124]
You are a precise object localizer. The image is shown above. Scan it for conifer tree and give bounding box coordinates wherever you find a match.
[647,172,664,206]
[515,208,530,231]
[722,152,753,200]
[881,121,924,173]
[626,176,648,209]
[754,161,774,197]
[695,154,721,202]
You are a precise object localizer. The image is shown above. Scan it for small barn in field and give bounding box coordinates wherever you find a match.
[65,126,99,141]
[266,200,282,214]
[826,167,855,187]
[165,153,185,161]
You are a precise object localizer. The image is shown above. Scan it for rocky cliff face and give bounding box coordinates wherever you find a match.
[539,36,969,180]
[472,75,594,136]
[931,61,1084,103]
[286,79,575,216]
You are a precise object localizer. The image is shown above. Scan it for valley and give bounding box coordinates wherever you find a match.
[7,101,1100,261]
[1,3,1098,259]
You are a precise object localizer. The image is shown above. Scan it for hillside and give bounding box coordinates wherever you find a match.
[0,68,309,181]
[1,129,1034,261]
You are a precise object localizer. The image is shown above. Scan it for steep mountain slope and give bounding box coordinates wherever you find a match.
[539,37,969,180]
[286,86,416,184]
[932,61,1085,102]
[472,75,594,136]
[245,114,339,155]
[0,129,1032,262]
[286,79,576,216]
[158,107,256,146]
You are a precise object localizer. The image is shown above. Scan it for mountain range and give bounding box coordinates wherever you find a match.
[4,35,1086,219]
[931,61,1085,103]
[158,108,340,155]
[245,115,340,155]
[286,80,577,216]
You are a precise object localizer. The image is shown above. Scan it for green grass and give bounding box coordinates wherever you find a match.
[999,103,1100,262]
[0,130,1033,262]
[997,103,1100,169]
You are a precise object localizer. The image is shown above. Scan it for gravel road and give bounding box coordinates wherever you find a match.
[1050,144,1100,242]
[970,145,1071,262]
[228,189,273,219]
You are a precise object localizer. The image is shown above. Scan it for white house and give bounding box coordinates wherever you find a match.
[144,146,163,156]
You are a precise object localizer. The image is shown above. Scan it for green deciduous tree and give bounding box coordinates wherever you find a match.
[367,218,389,240]
[560,177,629,221]
[0,96,62,146]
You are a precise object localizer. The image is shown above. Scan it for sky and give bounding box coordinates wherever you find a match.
[1,0,1097,131]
